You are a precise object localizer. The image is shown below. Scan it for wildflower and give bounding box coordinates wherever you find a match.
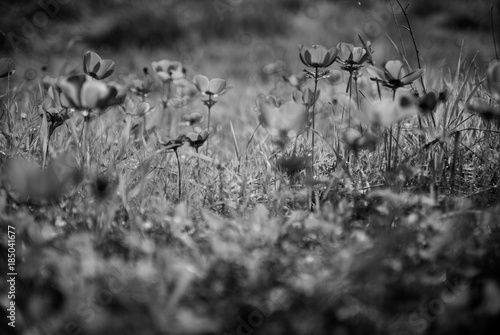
[193,75,231,98]
[343,129,379,152]
[466,98,500,120]
[56,74,118,111]
[367,60,424,91]
[336,43,369,73]
[292,87,319,108]
[256,95,308,138]
[357,34,375,65]
[298,45,338,68]
[283,71,308,89]
[184,128,210,152]
[171,78,199,108]
[263,60,286,75]
[417,91,438,114]
[181,112,204,126]
[151,59,185,83]
[123,68,155,98]
[361,89,418,127]
[487,60,500,101]
[83,51,115,80]
[0,58,15,78]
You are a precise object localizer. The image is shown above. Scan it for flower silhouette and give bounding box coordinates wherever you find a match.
[361,89,418,127]
[151,59,185,83]
[367,60,424,91]
[185,128,211,152]
[83,51,115,80]
[193,75,231,98]
[0,58,15,78]
[298,45,338,68]
[336,43,369,73]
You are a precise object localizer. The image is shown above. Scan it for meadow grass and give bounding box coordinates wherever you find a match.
[1,1,500,334]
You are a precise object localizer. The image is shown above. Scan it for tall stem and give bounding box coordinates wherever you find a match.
[311,67,319,177]
[205,95,213,155]
[82,114,90,171]
[174,149,181,200]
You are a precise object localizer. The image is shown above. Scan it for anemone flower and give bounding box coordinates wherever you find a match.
[292,87,320,108]
[361,89,418,127]
[181,112,204,126]
[193,75,231,98]
[56,74,118,112]
[184,128,210,153]
[256,96,308,141]
[336,43,369,73]
[83,51,115,80]
[151,59,185,83]
[298,45,338,68]
[367,60,424,92]
[283,71,308,89]
[0,58,15,78]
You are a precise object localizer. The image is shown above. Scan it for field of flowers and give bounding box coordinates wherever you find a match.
[1,0,500,334]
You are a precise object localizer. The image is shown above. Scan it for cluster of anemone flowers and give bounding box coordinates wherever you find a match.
[1,49,233,202]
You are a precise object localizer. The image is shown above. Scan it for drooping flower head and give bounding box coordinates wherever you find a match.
[298,45,338,68]
[83,51,115,80]
[367,60,424,91]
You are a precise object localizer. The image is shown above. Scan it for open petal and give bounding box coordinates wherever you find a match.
[208,78,227,95]
[96,59,115,80]
[83,51,101,75]
[193,75,210,94]
[80,80,116,109]
[0,58,15,78]
[337,43,354,62]
[384,60,404,80]
[309,45,328,66]
[57,74,88,109]
[366,65,387,81]
[351,47,367,64]
[400,68,424,85]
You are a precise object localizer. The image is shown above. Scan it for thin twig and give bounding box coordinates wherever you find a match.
[395,0,427,93]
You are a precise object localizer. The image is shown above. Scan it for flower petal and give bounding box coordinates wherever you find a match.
[208,78,227,95]
[80,80,117,110]
[366,65,387,81]
[57,74,88,109]
[193,75,210,94]
[95,59,115,80]
[400,68,424,85]
[385,60,404,80]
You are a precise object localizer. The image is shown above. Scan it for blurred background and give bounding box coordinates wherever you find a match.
[1,0,499,83]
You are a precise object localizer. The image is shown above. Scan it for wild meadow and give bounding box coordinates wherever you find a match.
[1,0,500,334]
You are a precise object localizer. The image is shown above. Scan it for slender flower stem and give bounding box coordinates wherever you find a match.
[174,149,182,200]
[205,95,213,155]
[311,67,319,177]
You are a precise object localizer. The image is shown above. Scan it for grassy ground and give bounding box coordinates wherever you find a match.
[1,0,500,334]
